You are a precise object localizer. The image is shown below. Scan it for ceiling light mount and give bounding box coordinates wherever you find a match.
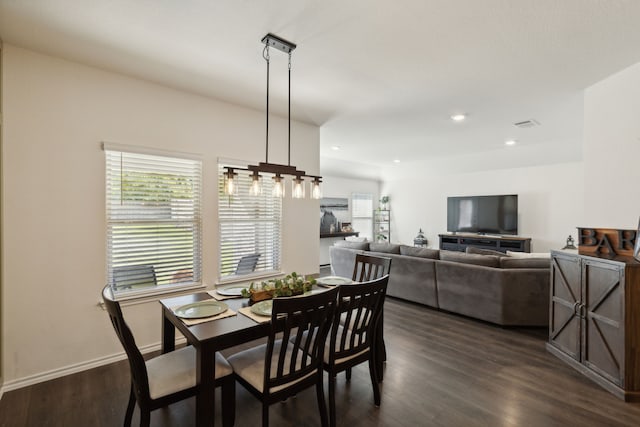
[261,33,296,54]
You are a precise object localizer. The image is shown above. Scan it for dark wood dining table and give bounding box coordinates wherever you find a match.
[160,285,386,426]
[160,292,270,427]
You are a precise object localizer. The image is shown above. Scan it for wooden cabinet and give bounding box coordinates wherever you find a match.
[547,250,640,401]
[374,209,390,242]
[438,234,531,253]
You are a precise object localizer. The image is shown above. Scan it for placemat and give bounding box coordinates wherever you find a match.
[207,290,243,301]
[238,306,271,324]
[173,307,237,326]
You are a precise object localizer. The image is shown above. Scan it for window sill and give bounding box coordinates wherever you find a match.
[216,271,282,286]
[112,282,207,307]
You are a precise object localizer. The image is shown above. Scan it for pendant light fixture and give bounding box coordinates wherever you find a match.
[223,33,322,199]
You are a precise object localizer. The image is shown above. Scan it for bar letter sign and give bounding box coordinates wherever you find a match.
[577,227,637,256]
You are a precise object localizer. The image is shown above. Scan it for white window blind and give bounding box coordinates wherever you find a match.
[352,193,373,241]
[105,148,202,296]
[218,162,282,280]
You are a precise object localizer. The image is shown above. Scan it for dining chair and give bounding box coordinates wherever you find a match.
[227,287,339,427]
[234,253,261,275]
[101,286,235,427]
[325,275,389,427]
[111,264,157,292]
[350,253,392,381]
[352,253,392,282]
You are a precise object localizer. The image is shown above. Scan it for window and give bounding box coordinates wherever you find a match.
[218,162,282,280]
[105,144,202,297]
[351,193,373,241]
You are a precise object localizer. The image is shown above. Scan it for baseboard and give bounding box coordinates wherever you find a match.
[0,337,186,395]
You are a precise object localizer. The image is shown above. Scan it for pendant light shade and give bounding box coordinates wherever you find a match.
[249,171,262,196]
[272,174,285,198]
[292,175,305,199]
[223,168,238,195]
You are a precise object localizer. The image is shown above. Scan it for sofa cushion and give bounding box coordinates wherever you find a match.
[369,243,401,254]
[334,241,369,250]
[500,257,551,269]
[439,250,501,268]
[506,251,551,259]
[466,246,508,257]
[399,245,440,259]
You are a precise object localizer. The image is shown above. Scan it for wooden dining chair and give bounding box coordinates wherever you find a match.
[325,275,389,427]
[350,253,392,380]
[227,287,339,427]
[352,253,392,282]
[101,286,235,427]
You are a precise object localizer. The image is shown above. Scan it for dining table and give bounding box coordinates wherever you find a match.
[160,280,385,427]
[160,292,270,427]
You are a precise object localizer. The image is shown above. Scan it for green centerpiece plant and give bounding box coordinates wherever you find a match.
[241,272,317,302]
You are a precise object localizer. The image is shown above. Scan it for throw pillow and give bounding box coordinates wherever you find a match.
[399,245,440,259]
[500,257,551,269]
[466,246,508,257]
[439,250,501,268]
[334,241,370,250]
[506,251,551,259]
[369,243,401,254]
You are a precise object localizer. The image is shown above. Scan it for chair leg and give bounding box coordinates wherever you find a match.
[329,374,337,427]
[125,382,136,427]
[316,373,329,427]
[345,367,352,381]
[262,403,269,427]
[140,409,151,427]
[221,376,236,427]
[368,357,381,407]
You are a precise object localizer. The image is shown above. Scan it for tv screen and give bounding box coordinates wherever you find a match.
[447,195,518,235]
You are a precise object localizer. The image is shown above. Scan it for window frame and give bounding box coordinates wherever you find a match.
[217,160,283,284]
[104,142,204,300]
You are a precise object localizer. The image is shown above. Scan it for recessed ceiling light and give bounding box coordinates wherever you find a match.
[331,145,341,151]
[505,139,517,146]
[393,159,401,163]
[451,114,466,122]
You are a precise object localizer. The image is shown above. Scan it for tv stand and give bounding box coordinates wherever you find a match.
[439,233,531,253]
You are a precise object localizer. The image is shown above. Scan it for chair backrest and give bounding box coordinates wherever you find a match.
[264,287,339,396]
[102,286,150,400]
[352,254,392,282]
[235,253,261,275]
[112,264,157,291]
[329,275,389,365]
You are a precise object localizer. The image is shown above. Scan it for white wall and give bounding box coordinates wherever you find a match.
[583,62,640,229]
[0,45,320,386]
[382,162,584,252]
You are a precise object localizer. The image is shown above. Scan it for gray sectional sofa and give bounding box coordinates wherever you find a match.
[330,241,550,326]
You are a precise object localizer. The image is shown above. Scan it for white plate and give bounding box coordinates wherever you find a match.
[216,286,246,296]
[316,276,353,286]
[174,300,228,319]
[250,300,273,317]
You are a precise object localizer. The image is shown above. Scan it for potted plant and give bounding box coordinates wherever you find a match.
[380,195,389,210]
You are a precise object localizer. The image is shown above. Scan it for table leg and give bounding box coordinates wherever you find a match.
[196,345,216,427]
[375,311,386,382]
[162,307,175,354]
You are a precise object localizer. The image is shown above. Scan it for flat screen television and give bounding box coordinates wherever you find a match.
[447,194,518,235]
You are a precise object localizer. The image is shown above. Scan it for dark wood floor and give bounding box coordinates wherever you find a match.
[2,297,640,426]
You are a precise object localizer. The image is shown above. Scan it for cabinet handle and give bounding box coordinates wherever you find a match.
[573,301,580,316]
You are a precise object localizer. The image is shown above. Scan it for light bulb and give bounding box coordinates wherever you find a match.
[310,178,322,199]
[249,172,262,196]
[272,174,285,198]
[292,176,305,199]
[223,168,237,195]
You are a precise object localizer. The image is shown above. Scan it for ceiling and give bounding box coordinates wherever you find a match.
[2,0,640,180]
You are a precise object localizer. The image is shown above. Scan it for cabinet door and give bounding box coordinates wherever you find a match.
[549,253,582,360]
[582,259,625,386]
